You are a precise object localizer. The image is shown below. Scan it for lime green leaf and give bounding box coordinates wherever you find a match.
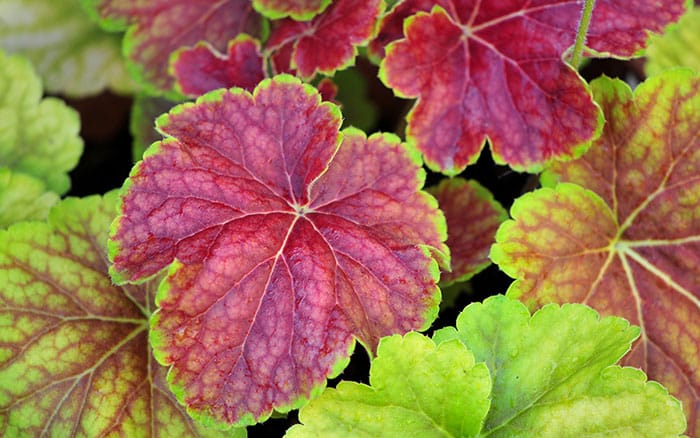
[0,168,58,227]
[0,0,134,97]
[498,70,700,434]
[291,296,685,436]
[287,332,491,437]
[434,295,684,436]
[0,50,83,195]
[646,7,700,75]
[0,193,244,437]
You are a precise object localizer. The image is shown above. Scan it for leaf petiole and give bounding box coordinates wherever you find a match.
[570,0,597,69]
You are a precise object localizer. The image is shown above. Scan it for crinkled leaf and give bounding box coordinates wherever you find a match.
[367,0,439,62]
[0,50,82,195]
[493,71,700,435]
[109,75,448,427]
[646,6,700,75]
[432,296,686,437]
[0,0,134,97]
[0,193,243,437]
[430,178,506,286]
[266,0,382,79]
[253,0,331,20]
[130,94,178,162]
[379,0,687,174]
[286,332,491,437]
[84,0,262,97]
[291,296,685,437]
[172,35,265,98]
[0,168,58,227]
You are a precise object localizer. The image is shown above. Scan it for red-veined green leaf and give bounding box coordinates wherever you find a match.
[0,193,243,437]
[492,70,700,435]
[378,0,688,174]
[266,0,382,80]
[109,75,448,428]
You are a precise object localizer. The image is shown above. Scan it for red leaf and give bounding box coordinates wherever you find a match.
[109,75,448,427]
[88,0,261,96]
[316,78,339,103]
[368,0,445,62]
[172,35,265,97]
[430,178,507,285]
[378,0,687,174]
[266,0,382,79]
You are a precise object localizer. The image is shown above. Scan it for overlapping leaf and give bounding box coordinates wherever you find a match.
[287,332,491,437]
[378,0,687,174]
[0,193,243,437]
[290,296,686,436]
[430,178,506,285]
[83,0,262,97]
[172,35,265,98]
[646,6,700,75]
[492,71,700,435]
[0,0,134,97]
[0,51,82,227]
[266,0,382,79]
[252,0,330,20]
[109,75,448,427]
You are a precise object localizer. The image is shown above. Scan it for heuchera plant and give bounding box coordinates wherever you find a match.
[0,0,698,435]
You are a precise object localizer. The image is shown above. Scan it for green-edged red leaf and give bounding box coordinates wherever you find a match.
[172,35,265,98]
[266,0,382,79]
[252,0,331,20]
[378,0,687,174]
[432,296,686,436]
[287,332,491,437]
[109,75,448,427]
[368,0,442,62]
[430,178,507,285]
[493,71,700,435]
[84,0,262,97]
[0,193,242,437]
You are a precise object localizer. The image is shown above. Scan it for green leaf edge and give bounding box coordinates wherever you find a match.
[252,0,332,21]
[488,182,617,304]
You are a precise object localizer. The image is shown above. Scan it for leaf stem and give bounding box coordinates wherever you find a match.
[570,0,596,69]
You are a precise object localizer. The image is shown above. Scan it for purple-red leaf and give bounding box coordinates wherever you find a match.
[430,178,507,285]
[109,75,448,427]
[85,0,261,96]
[172,35,265,97]
[378,0,687,174]
[266,0,382,79]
